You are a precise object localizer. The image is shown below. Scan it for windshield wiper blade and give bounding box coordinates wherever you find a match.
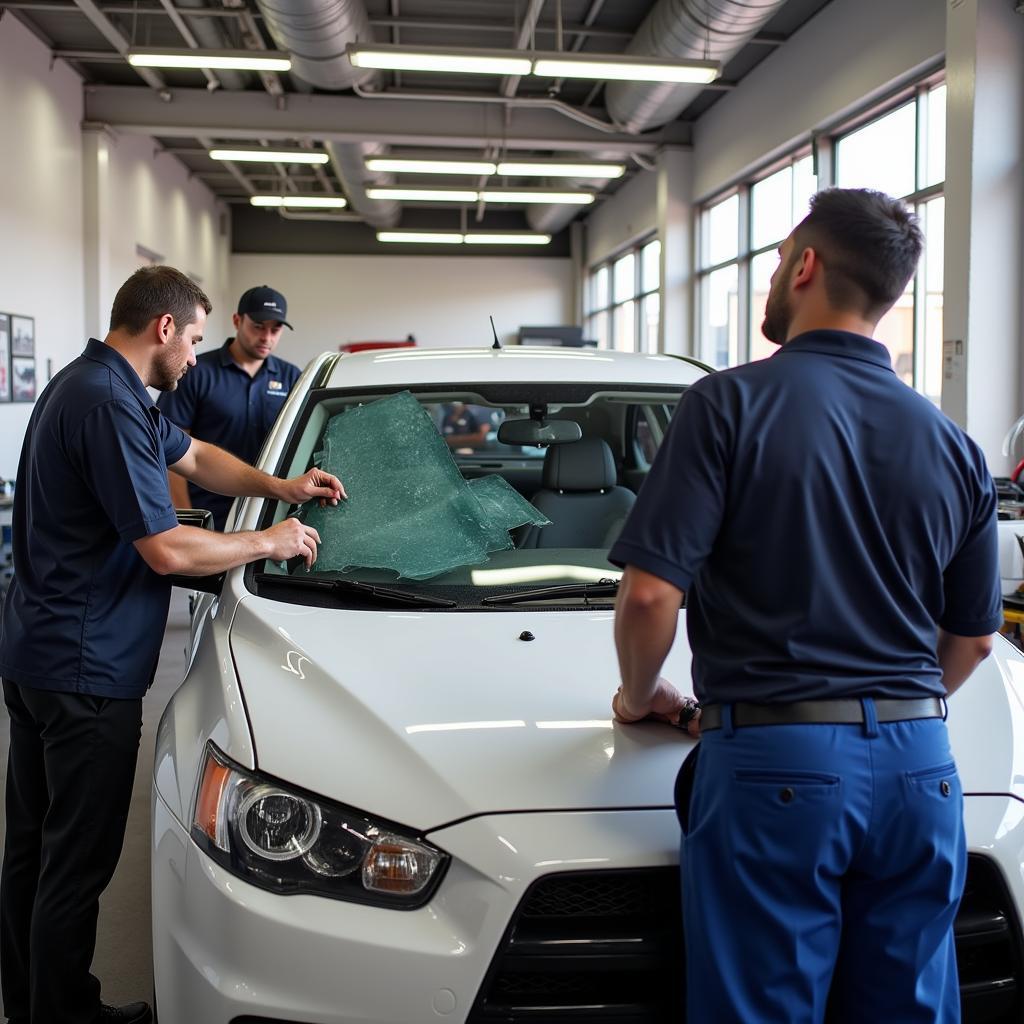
[481,579,620,606]
[254,572,456,608]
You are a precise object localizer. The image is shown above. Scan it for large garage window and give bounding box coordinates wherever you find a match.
[697,155,816,369]
[697,76,945,404]
[587,238,661,352]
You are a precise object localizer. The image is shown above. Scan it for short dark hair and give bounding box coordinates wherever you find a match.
[109,265,212,336]
[792,188,923,320]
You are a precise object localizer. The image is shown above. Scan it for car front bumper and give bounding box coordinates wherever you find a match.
[151,790,680,1024]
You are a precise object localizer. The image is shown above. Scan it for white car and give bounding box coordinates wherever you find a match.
[152,347,1024,1024]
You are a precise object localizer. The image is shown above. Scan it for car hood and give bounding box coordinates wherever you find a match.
[229,595,695,831]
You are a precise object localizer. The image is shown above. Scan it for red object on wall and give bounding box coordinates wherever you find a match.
[339,339,417,354]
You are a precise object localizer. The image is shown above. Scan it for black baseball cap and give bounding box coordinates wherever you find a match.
[237,285,292,329]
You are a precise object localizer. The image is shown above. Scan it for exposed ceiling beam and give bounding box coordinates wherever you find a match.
[154,0,222,91]
[71,0,166,90]
[1,2,635,38]
[2,2,249,14]
[500,0,546,99]
[83,86,684,151]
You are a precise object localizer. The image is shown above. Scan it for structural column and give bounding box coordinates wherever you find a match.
[656,146,693,357]
[82,126,114,340]
[943,0,1024,470]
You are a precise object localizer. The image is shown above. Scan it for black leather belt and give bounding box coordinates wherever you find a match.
[700,697,944,732]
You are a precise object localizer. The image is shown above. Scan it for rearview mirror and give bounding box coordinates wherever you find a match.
[167,509,224,594]
[497,418,582,447]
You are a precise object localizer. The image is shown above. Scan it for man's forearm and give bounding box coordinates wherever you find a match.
[186,439,284,501]
[614,570,682,714]
[136,524,271,577]
[937,628,995,696]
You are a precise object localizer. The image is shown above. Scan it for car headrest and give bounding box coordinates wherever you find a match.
[542,438,617,492]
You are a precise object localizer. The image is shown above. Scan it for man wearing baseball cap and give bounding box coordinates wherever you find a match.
[157,285,301,529]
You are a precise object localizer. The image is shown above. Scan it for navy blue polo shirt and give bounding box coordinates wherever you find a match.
[0,339,191,698]
[610,330,1002,705]
[156,339,300,528]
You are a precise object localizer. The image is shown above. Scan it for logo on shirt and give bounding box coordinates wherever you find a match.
[268,380,284,390]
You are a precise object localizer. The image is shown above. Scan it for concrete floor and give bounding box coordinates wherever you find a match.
[0,590,191,1014]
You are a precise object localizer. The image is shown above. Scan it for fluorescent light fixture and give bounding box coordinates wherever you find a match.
[348,43,530,76]
[128,47,291,72]
[464,233,551,245]
[479,190,594,205]
[532,53,719,84]
[377,231,464,244]
[346,43,719,84]
[365,157,498,175]
[376,232,551,246]
[211,148,329,165]
[250,195,348,208]
[367,187,479,202]
[497,160,625,178]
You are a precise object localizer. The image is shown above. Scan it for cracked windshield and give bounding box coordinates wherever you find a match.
[261,385,683,606]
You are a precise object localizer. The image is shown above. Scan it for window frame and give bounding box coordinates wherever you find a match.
[695,69,946,400]
[586,235,661,353]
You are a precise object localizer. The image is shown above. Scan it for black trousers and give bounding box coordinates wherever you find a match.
[0,679,142,1024]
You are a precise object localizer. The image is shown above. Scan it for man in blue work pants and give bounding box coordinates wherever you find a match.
[610,188,1000,1023]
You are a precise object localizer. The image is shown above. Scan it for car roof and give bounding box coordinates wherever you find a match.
[323,346,709,389]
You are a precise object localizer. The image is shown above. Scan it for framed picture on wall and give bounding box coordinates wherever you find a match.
[0,314,10,403]
[11,315,34,358]
[12,356,35,402]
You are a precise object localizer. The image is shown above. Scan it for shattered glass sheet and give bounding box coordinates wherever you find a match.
[299,391,550,580]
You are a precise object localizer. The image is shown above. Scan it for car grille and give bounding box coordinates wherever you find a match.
[469,855,1022,1023]
[468,868,683,1022]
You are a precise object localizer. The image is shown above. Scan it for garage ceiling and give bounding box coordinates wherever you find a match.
[3,0,834,254]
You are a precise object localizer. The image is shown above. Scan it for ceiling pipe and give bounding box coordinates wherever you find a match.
[253,0,397,225]
[325,141,401,229]
[605,0,789,133]
[528,0,789,234]
[253,0,377,91]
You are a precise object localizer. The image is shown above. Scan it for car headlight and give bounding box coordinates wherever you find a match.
[190,742,447,908]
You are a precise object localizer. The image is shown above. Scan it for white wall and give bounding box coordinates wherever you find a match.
[229,254,574,366]
[83,131,232,344]
[0,11,233,476]
[693,0,945,199]
[0,15,84,478]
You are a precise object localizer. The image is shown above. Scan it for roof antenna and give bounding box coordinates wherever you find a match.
[490,315,502,350]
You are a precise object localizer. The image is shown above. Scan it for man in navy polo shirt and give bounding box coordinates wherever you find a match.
[0,266,344,1024]
[610,189,1000,1023]
[157,284,301,529]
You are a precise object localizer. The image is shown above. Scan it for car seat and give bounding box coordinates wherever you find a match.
[519,438,636,548]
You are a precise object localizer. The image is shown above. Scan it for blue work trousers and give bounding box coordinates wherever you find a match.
[681,704,966,1024]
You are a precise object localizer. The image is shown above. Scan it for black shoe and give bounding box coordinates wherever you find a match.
[97,1002,153,1024]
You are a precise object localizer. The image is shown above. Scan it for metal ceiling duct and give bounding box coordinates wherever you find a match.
[325,141,401,229]
[254,0,376,91]
[254,0,396,225]
[606,0,789,133]
[528,0,788,234]
[525,150,632,235]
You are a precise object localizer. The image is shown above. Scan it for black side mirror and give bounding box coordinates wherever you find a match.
[166,509,224,594]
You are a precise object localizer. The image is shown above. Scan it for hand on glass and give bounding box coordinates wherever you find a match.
[279,468,347,507]
[612,677,701,737]
[263,518,321,571]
